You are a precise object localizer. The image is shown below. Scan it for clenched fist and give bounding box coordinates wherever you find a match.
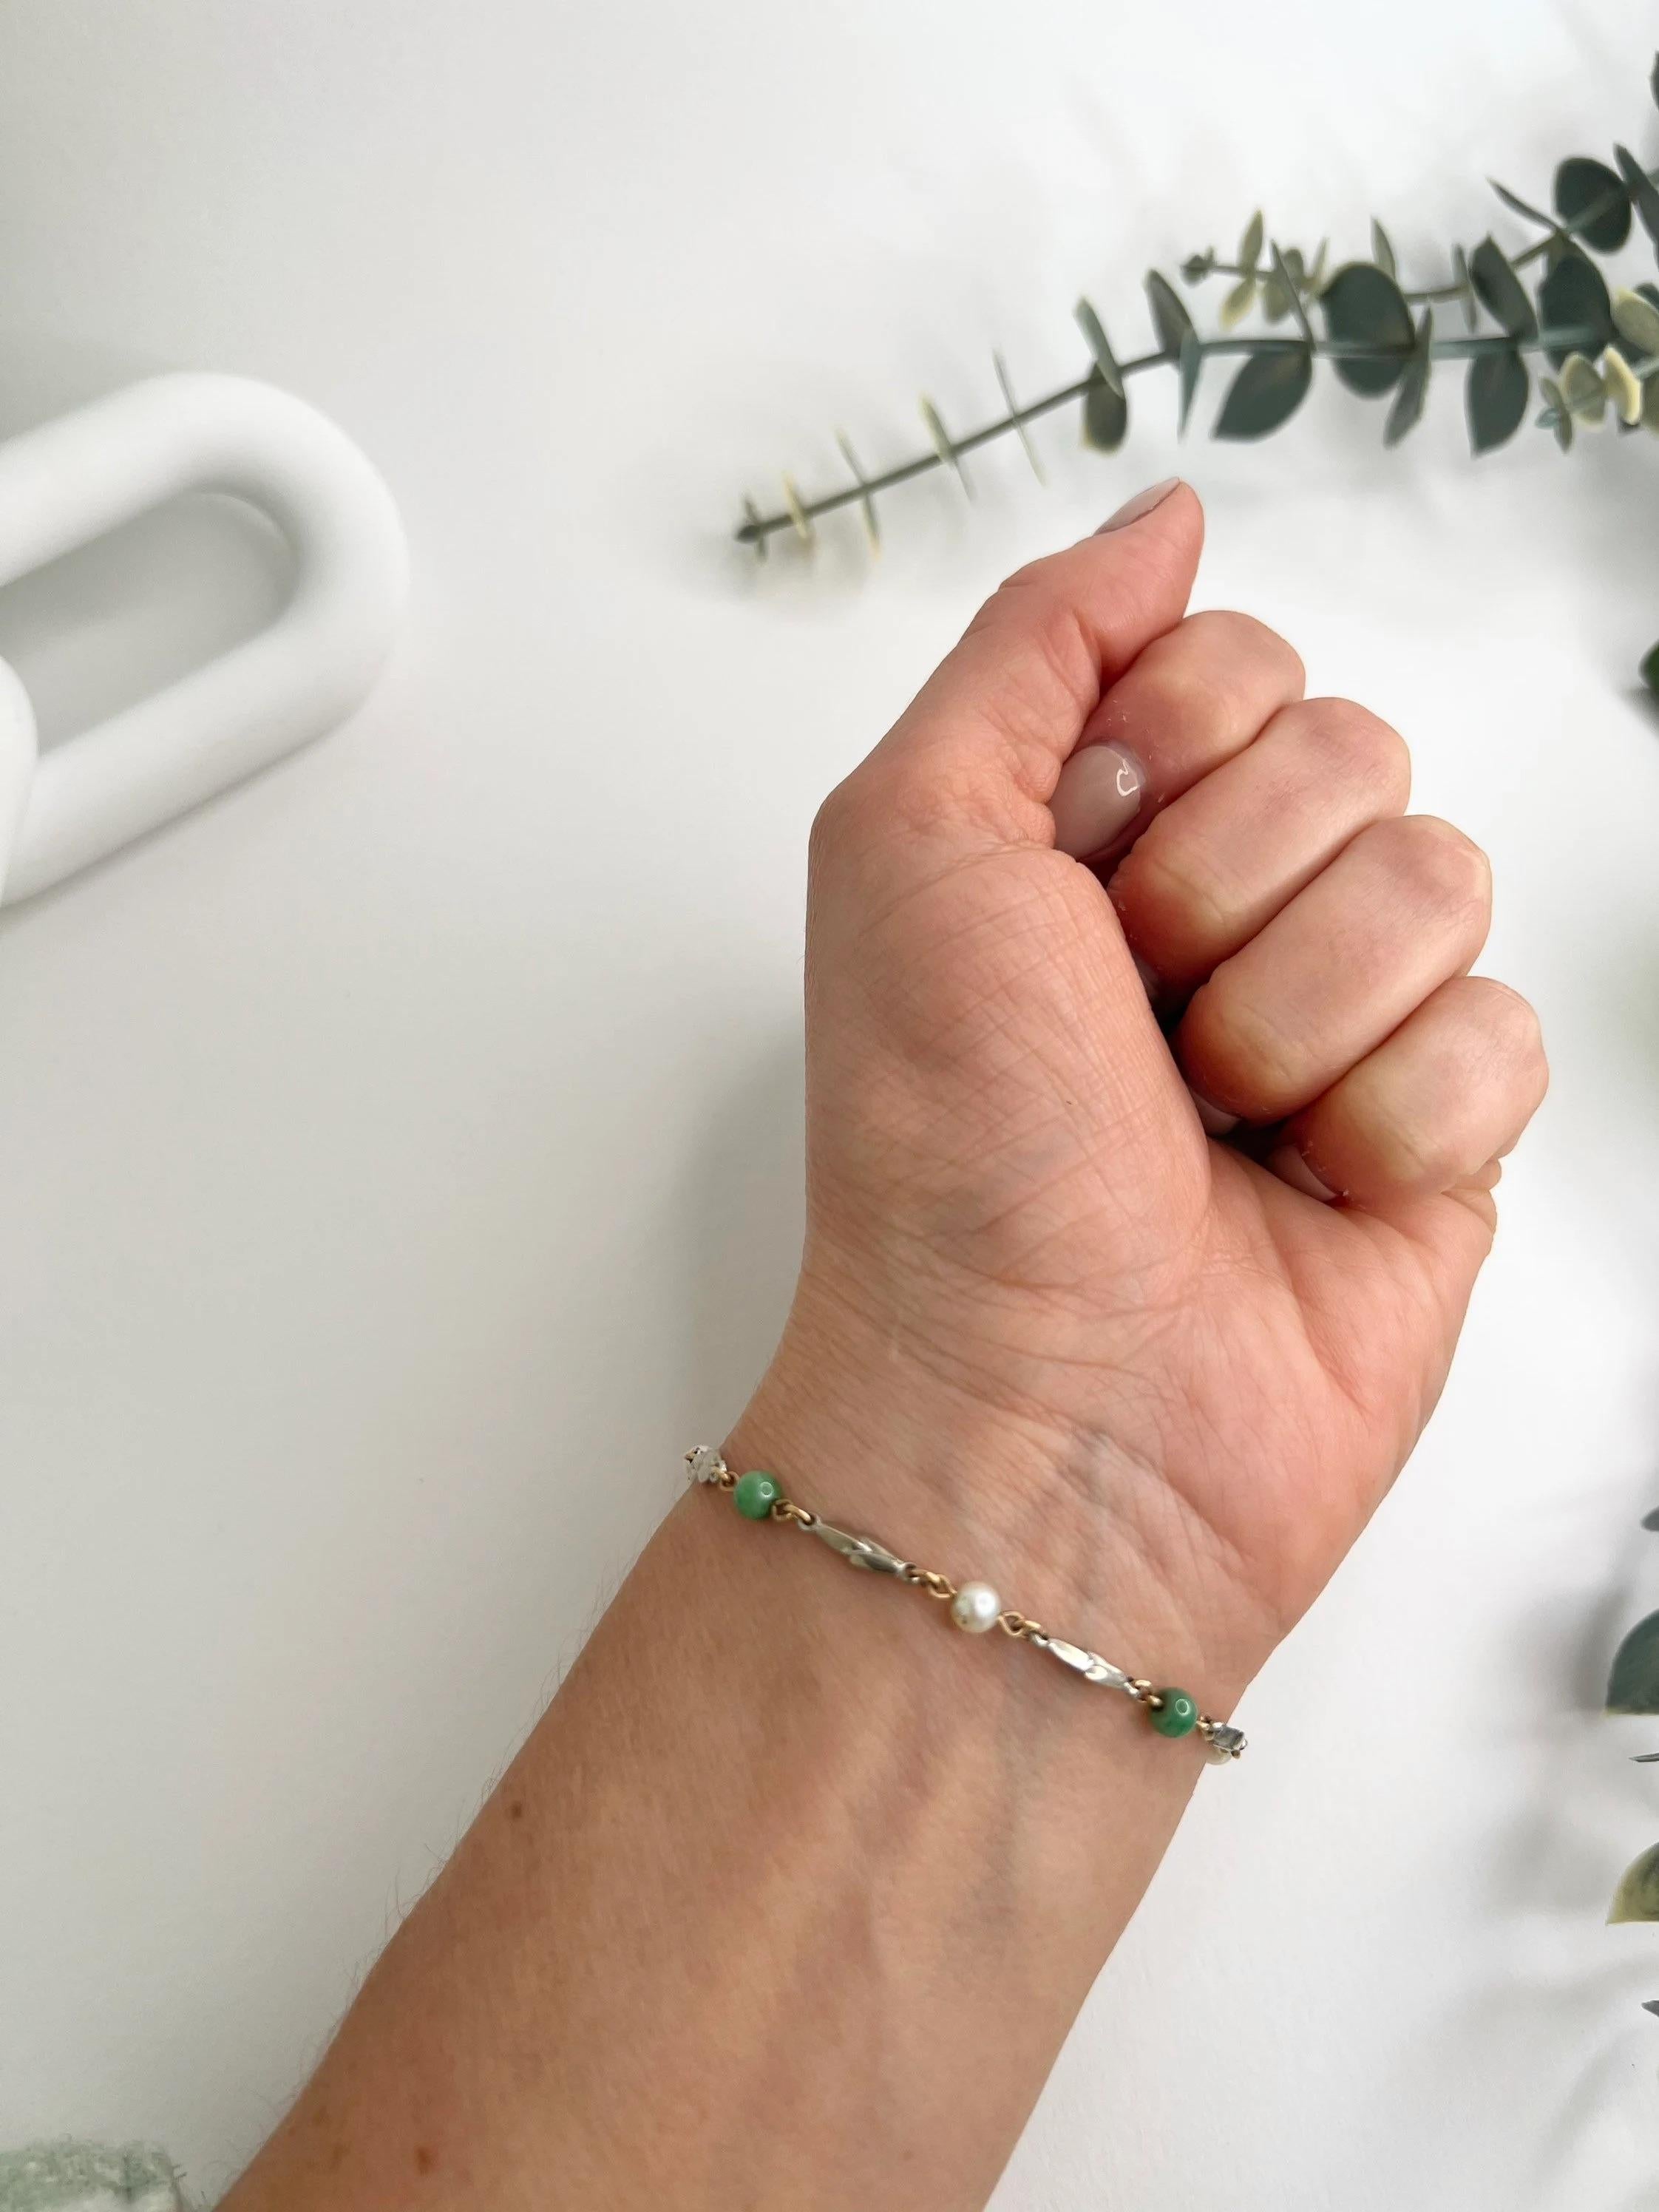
[735,479,1546,1694]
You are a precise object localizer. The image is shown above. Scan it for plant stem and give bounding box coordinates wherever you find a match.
[736,325,1605,549]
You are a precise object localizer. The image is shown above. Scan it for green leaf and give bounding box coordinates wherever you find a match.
[1614,285,1659,359]
[1370,217,1397,277]
[1610,1842,1659,1924]
[1645,2000,1659,2017]
[1609,1609,1659,1710]
[1604,346,1642,424]
[1178,330,1204,431]
[1554,155,1632,251]
[1652,51,1659,109]
[1538,248,1612,368]
[1239,209,1264,275]
[1470,236,1538,339]
[1181,251,1215,285]
[1145,270,1195,362]
[1218,276,1257,330]
[1490,177,1556,230]
[1643,1506,1659,1531]
[1452,244,1478,333]
[1641,640,1659,697]
[1614,146,1659,249]
[1270,243,1315,345]
[1466,349,1530,452]
[1559,351,1607,425]
[1383,311,1434,445]
[1074,298,1125,396]
[1213,347,1312,439]
[1538,376,1573,452]
[1320,262,1415,395]
[1082,365,1129,452]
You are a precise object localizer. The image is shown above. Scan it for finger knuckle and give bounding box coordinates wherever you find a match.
[808,776,863,867]
[1181,981,1305,1116]
[1371,814,1491,917]
[1470,978,1550,1093]
[1294,698,1411,800]
[1178,608,1306,693]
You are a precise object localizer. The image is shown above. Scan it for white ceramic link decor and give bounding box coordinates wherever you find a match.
[0,373,407,906]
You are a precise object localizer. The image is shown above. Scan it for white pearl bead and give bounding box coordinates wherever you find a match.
[949,1580,1002,1634]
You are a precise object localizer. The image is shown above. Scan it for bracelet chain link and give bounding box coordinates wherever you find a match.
[685,1445,1246,1764]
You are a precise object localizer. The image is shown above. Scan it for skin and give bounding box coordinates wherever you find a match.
[220,483,1547,2212]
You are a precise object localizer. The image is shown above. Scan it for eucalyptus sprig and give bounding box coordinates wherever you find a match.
[735,52,1659,690]
[1603,1507,1659,2019]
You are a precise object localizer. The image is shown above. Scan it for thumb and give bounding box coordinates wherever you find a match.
[862,479,1204,849]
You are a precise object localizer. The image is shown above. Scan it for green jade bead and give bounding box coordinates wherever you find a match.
[1149,1688,1199,1738]
[733,1469,781,1521]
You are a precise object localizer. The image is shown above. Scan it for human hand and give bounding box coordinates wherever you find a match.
[735,482,1546,1696]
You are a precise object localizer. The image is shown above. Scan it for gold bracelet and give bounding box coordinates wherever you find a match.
[686,1446,1246,1763]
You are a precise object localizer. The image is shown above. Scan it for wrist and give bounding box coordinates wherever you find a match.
[726,1286,1281,1729]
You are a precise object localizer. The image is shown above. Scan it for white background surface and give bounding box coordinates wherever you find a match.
[1,2,1658,2205]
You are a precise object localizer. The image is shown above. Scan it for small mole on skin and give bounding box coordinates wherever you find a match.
[414,2145,438,2175]
[508,1799,525,1822]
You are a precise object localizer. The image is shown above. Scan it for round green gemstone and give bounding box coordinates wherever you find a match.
[733,1470,781,1521]
[1149,1688,1199,1739]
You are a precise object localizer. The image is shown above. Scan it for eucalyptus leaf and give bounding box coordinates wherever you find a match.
[1652,49,1659,109]
[1074,298,1125,395]
[1470,236,1539,339]
[1645,2001,1659,2018]
[1271,243,1315,345]
[1260,268,1293,323]
[1320,262,1415,395]
[1490,177,1556,230]
[1145,270,1195,362]
[1239,209,1264,274]
[1213,347,1312,439]
[1383,311,1434,446]
[1613,145,1659,249]
[1538,248,1612,368]
[1555,155,1632,251]
[1609,1609,1659,1710]
[1643,1506,1659,1532]
[1643,640,1659,699]
[1370,217,1396,277]
[1538,376,1573,452]
[1609,1842,1659,1924]
[1466,349,1530,452]
[1613,285,1659,359]
[1632,1753,1659,1763]
[1453,244,1478,333]
[1604,345,1642,425]
[1219,276,1257,331]
[1643,375,1659,437]
[1560,350,1607,425]
[1178,330,1204,431]
[1082,365,1129,452]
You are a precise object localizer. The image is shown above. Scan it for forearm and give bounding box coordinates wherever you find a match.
[221,1368,1267,2212]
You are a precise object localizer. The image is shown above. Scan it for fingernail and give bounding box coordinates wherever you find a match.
[1051,742,1147,860]
[1190,1089,1239,1138]
[1268,1142,1337,1201]
[1096,477,1181,533]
